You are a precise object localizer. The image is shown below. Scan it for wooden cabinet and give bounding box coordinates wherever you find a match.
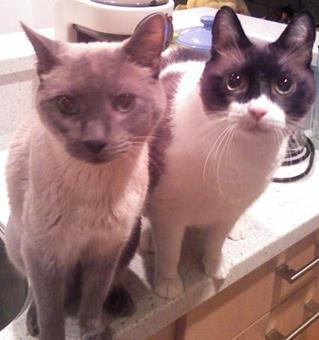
[175,260,277,340]
[148,323,176,340]
[147,231,319,340]
[305,254,319,340]
[234,278,319,340]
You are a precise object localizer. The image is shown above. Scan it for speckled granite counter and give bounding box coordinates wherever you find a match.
[0,147,319,339]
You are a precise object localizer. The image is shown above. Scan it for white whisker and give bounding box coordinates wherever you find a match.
[202,123,229,185]
[215,126,234,197]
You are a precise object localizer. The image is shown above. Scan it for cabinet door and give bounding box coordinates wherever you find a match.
[234,278,319,340]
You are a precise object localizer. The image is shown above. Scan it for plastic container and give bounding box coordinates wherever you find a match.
[175,15,214,56]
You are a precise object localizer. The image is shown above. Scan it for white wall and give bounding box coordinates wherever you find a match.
[0,0,55,33]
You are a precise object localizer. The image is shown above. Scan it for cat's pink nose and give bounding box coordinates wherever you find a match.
[249,108,267,121]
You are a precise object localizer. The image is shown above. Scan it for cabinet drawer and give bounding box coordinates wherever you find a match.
[273,233,319,305]
[233,278,319,340]
[304,277,319,340]
[176,233,318,340]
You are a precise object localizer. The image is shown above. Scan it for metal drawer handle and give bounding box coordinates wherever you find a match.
[276,256,319,284]
[266,300,319,340]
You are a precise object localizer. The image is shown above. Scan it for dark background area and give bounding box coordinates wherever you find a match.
[246,0,319,23]
[173,0,319,25]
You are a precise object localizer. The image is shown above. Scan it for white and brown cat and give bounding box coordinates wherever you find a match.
[5,14,167,340]
[142,7,316,298]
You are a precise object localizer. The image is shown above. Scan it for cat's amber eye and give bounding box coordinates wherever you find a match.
[226,73,246,91]
[274,75,296,96]
[56,96,79,115]
[113,94,136,113]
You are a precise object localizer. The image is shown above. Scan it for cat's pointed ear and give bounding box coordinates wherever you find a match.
[124,13,167,75]
[271,10,316,66]
[21,22,61,75]
[211,6,251,56]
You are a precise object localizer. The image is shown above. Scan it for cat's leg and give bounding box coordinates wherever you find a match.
[203,224,233,280]
[25,254,66,340]
[151,217,185,299]
[79,253,118,340]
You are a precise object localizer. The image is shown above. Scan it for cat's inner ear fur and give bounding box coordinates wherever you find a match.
[271,10,316,66]
[211,6,251,56]
[124,14,166,74]
[21,22,61,76]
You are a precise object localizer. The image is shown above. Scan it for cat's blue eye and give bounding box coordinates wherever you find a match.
[225,73,246,91]
[274,75,296,96]
[56,96,79,115]
[113,94,136,113]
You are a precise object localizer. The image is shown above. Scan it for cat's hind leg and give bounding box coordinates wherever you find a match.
[104,283,135,317]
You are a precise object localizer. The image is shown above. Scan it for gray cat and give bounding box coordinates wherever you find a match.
[5,14,167,340]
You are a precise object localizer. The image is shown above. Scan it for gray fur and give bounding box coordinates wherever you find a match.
[5,14,167,340]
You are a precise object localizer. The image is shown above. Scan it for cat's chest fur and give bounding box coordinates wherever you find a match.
[13,118,148,264]
[154,62,287,224]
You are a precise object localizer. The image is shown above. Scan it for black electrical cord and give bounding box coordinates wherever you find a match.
[282,143,311,166]
[272,137,315,183]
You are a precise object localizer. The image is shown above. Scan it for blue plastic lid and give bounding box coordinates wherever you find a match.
[176,15,213,51]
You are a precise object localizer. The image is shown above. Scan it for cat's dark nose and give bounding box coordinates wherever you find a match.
[249,108,267,121]
[84,140,107,154]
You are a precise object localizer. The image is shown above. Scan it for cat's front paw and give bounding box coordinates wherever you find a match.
[228,227,245,241]
[203,257,230,280]
[139,219,154,253]
[154,276,184,299]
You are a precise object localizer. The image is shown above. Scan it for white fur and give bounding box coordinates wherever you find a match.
[147,61,288,298]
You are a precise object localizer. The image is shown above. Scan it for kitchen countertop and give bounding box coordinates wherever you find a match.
[1,146,319,339]
[1,7,319,340]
